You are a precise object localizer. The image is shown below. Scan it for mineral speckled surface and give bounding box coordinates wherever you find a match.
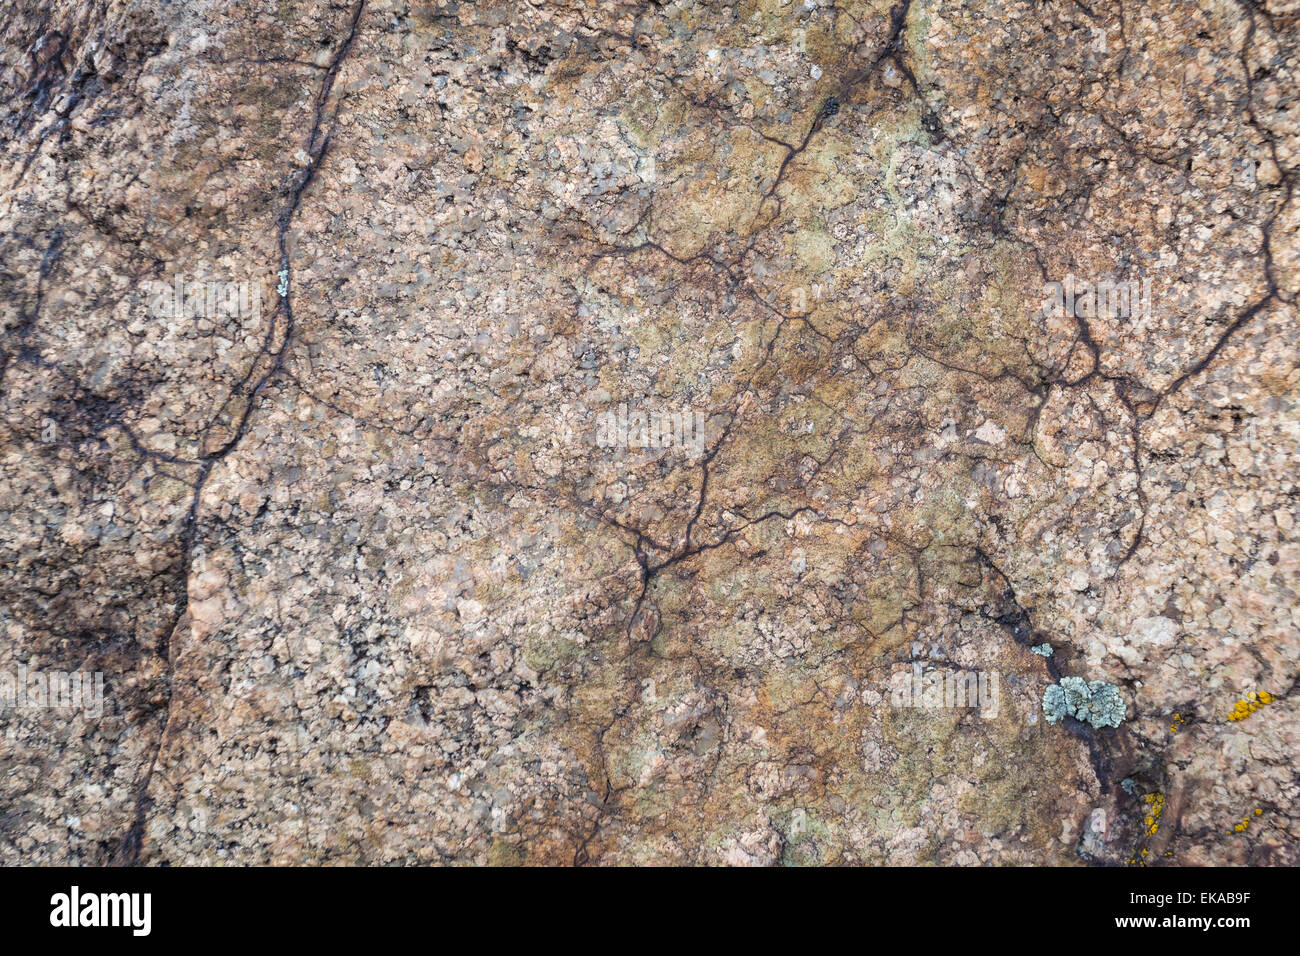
[1,0,1297,866]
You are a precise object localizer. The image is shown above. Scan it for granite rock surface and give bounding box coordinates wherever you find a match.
[1,0,1296,865]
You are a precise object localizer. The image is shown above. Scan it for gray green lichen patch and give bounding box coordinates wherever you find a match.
[1042,677,1126,729]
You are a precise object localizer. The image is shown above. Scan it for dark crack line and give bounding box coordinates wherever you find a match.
[111,0,369,866]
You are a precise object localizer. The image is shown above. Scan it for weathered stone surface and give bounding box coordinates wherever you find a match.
[1,0,1295,865]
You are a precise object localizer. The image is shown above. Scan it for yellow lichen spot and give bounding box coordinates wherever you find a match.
[1169,712,1186,734]
[1229,809,1263,834]
[1139,792,1165,838]
[1227,690,1276,722]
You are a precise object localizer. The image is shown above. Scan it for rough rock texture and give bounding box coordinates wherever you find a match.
[0,0,1296,865]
